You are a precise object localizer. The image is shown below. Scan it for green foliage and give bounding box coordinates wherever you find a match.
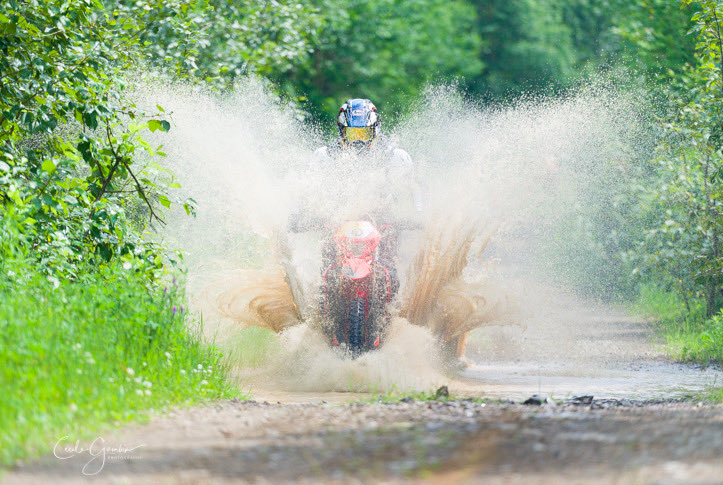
[639,144,723,317]
[0,1,239,467]
[632,283,708,361]
[665,310,723,364]
[290,0,484,118]
[465,0,696,98]
[636,1,723,319]
[630,285,723,372]
[609,2,723,375]
[0,0,193,276]
[222,326,279,369]
[108,0,322,88]
[561,0,619,67]
[611,0,697,75]
[0,224,236,466]
[470,0,576,96]
[364,388,463,404]
[632,283,705,327]
[547,2,723,324]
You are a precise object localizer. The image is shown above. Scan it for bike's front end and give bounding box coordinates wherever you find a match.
[322,220,393,357]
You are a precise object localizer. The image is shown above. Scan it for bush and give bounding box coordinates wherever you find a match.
[672,311,723,365]
[630,282,723,366]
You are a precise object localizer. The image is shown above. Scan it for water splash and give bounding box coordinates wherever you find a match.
[136,75,652,393]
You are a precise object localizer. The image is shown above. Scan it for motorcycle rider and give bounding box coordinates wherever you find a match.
[312,99,423,208]
[309,98,424,299]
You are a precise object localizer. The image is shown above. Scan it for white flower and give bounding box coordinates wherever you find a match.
[200,380,208,386]
[144,389,151,396]
[108,377,115,383]
[69,403,78,412]
[125,367,135,376]
[123,261,132,270]
[74,343,82,350]
[142,362,147,367]
[180,369,186,375]
[135,389,143,396]
[143,381,152,388]
[165,352,171,359]
[134,377,142,384]
[197,364,203,370]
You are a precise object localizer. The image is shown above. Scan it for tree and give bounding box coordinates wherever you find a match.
[469,0,576,97]
[640,0,723,318]
[611,0,697,76]
[0,0,185,274]
[107,0,322,88]
[288,0,484,120]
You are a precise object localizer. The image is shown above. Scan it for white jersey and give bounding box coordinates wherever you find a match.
[311,140,423,213]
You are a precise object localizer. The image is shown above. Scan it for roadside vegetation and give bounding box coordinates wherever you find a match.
[0,0,238,467]
[0,226,235,466]
[619,1,723,374]
[4,0,723,467]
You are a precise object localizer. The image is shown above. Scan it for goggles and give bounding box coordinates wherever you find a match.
[342,126,375,143]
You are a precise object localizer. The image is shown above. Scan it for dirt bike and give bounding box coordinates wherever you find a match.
[286,210,421,356]
[321,220,395,357]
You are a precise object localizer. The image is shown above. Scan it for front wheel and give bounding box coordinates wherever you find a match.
[348,298,365,356]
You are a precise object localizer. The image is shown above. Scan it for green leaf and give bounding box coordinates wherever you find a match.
[41,160,56,173]
[148,120,171,132]
[158,195,170,208]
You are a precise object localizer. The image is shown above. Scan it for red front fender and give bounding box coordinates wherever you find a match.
[341,258,372,280]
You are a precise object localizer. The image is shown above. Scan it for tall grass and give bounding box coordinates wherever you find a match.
[0,255,237,466]
[631,283,723,364]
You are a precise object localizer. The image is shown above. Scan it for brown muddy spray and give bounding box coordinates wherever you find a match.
[141,77,652,393]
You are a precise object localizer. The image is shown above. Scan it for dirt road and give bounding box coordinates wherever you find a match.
[5,398,723,485]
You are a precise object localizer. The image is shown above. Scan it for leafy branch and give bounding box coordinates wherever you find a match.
[103,120,165,225]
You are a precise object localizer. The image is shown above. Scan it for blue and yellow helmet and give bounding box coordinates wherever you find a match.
[337,98,379,148]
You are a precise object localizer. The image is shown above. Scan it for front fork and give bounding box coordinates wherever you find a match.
[322,269,390,350]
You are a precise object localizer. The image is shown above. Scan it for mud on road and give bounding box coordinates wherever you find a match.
[5,397,723,485]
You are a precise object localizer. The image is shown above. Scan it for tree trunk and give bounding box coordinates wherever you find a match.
[710,223,720,318]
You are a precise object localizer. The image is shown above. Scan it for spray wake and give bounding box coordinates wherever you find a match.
[139,76,651,393]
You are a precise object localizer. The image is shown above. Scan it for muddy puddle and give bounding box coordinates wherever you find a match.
[239,283,723,404]
[245,343,723,405]
[456,360,722,401]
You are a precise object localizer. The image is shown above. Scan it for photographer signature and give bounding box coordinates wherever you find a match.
[53,436,144,475]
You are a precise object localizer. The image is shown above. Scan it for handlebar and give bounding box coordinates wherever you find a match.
[386,219,423,231]
[288,213,423,234]
[288,213,329,233]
